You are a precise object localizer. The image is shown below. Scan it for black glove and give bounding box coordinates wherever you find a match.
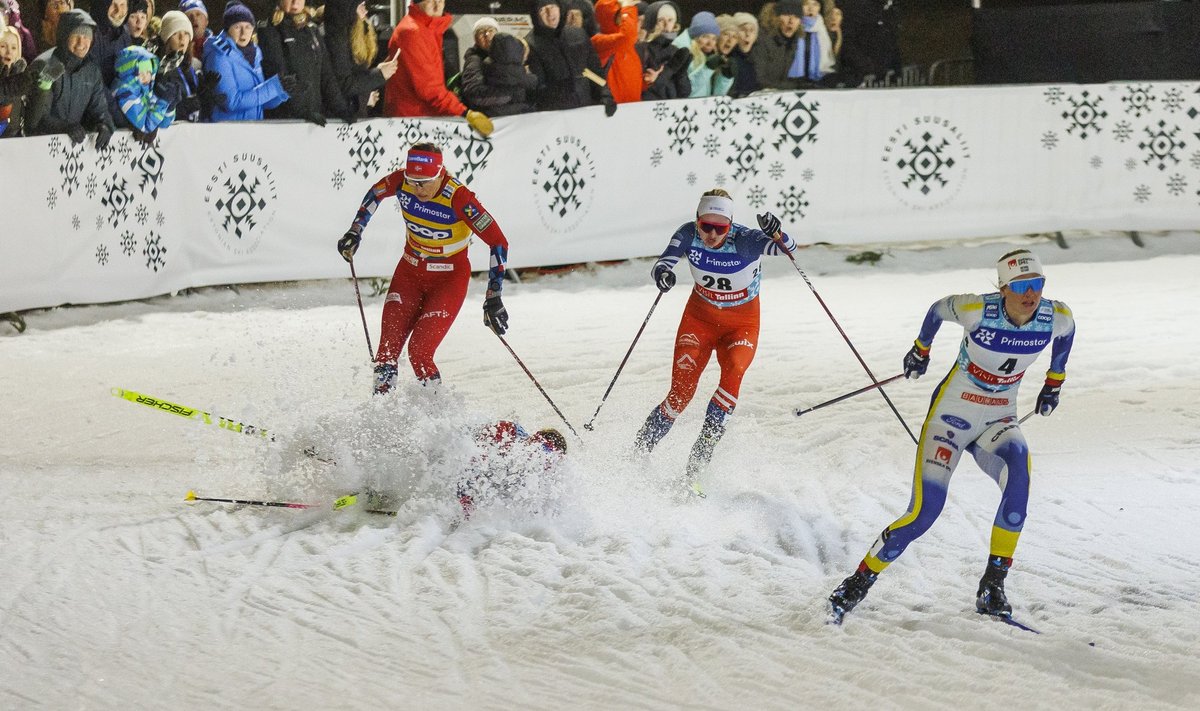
[666,47,691,75]
[483,292,508,335]
[653,263,675,293]
[176,94,201,118]
[134,128,158,145]
[153,76,184,109]
[756,211,781,238]
[306,112,327,127]
[66,123,86,145]
[903,343,929,379]
[1037,381,1061,416]
[600,87,617,117]
[279,74,299,95]
[705,53,726,71]
[35,58,65,90]
[198,70,226,114]
[95,125,113,151]
[337,230,361,262]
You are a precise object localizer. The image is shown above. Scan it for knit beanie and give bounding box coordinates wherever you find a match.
[715,14,737,35]
[775,0,803,18]
[128,0,148,15]
[732,12,757,29]
[179,0,208,16]
[472,16,499,34]
[158,10,192,42]
[223,2,254,31]
[688,10,718,38]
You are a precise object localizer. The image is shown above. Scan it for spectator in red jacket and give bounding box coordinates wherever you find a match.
[384,0,491,136]
[591,0,642,104]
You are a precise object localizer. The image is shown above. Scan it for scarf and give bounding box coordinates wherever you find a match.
[786,17,822,80]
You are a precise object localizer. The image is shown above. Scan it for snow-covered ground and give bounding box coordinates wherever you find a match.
[3,232,1199,710]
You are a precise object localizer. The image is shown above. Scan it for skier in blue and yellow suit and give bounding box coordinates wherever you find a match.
[828,249,1075,624]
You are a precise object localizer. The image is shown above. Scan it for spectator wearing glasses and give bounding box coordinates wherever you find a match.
[827,249,1076,625]
[337,142,512,394]
[633,190,798,496]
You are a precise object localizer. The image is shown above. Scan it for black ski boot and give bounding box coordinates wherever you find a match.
[976,555,1013,617]
[828,563,878,624]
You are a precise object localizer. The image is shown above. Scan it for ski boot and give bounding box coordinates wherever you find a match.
[828,563,878,624]
[373,363,398,395]
[681,403,727,499]
[976,555,1013,617]
[633,406,675,454]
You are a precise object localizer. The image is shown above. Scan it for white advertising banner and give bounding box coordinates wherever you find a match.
[2,82,1198,313]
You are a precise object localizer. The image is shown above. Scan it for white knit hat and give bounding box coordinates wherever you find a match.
[996,250,1044,286]
[473,17,499,34]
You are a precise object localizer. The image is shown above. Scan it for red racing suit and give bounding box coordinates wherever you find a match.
[349,170,508,381]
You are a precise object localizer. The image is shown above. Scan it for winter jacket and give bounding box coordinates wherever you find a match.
[635,1,689,100]
[383,3,464,118]
[526,0,606,112]
[751,28,804,91]
[459,44,506,113]
[24,10,116,137]
[591,0,641,104]
[86,0,133,86]
[729,45,759,98]
[201,30,288,122]
[154,48,204,123]
[322,0,385,117]
[0,58,30,137]
[258,8,351,122]
[671,30,733,98]
[109,45,174,132]
[478,33,536,117]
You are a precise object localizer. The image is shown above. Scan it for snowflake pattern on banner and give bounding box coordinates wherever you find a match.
[1139,121,1185,171]
[131,143,167,199]
[95,143,114,172]
[117,136,134,165]
[394,120,426,149]
[72,215,80,230]
[1113,120,1133,142]
[746,185,767,208]
[101,174,133,228]
[1125,157,1138,172]
[1062,91,1106,139]
[448,134,493,185]
[650,148,663,167]
[1167,174,1187,196]
[1162,88,1185,113]
[1041,131,1058,150]
[120,231,137,256]
[667,107,701,156]
[135,204,149,225]
[214,169,269,240]
[47,136,62,157]
[95,215,105,230]
[1134,184,1150,203]
[1043,87,1065,105]
[156,211,165,227]
[745,102,770,126]
[1122,85,1156,118]
[652,102,670,121]
[686,172,697,186]
[715,172,726,186]
[539,149,589,219]
[1192,151,1200,170]
[59,143,84,196]
[725,133,765,182]
[776,186,809,221]
[802,168,814,182]
[1090,156,1103,169]
[342,124,386,179]
[771,93,819,158]
[331,169,346,190]
[708,99,738,133]
[46,187,57,209]
[142,232,167,272]
[703,135,721,158]
[95,244,109,266]
[768,161,785,180]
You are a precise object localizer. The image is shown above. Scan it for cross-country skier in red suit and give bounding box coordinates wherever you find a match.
[633,188,799,496]
[338,142,510,394]
[457,420,567,518]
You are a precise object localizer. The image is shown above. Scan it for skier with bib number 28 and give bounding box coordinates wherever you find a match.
[338,141,510,394]
[827,249,1076,625]
[632,189,799,496]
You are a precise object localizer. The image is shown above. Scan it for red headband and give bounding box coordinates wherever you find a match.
[405,149,443,181]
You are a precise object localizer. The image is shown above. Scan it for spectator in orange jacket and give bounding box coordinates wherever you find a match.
[384,0,491,136]
[591,0,642,104]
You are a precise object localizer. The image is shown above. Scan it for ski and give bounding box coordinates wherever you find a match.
[979,610,1041,634]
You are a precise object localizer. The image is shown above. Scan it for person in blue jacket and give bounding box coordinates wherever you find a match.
[201,2,289,121]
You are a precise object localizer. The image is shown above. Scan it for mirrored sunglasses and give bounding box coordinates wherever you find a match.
[1008,277,1045,294]
[698,221,731,236]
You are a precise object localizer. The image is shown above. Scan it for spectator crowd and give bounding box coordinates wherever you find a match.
[0,0,900,144]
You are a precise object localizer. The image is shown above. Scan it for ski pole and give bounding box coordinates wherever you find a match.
[348,258,376,362]
[495,334,580,438]
[777,246,917,444]
[112,388,336,464]
[186,490,363,511]
[584,291,663,431]
[794,373,906,417]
